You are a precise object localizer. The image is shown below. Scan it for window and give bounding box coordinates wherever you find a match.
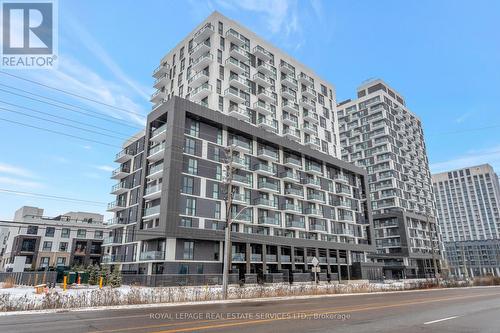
[215,165,222,181]
[40,257,50,268]
[182,176,194,194]
[187,158,198,175]
[45,227,55,237]
[77,229,86,238]
[219,36,225,50]
[27,226,38,235]
[42,241,52,251]
[212,183,220,199]
[185,197,196,216]
[216,79,221,94]
[59,242,68,251]
[216,128,223,145]
[184,137,196,155]
[218,21,223,35]
[61,228,70,238]
[187,120,199,137]
[56,257,66,266]
[219,65,224,80]
[180,217,193,228]
[94,230,103,239]
[183,240,194,260]
[218,96,223,111]
[217,49,222,64]
[21,239,36,252]
[215,202,221,219]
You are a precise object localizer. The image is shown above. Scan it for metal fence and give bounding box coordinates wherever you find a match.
[0,271,57,286]
[121,274,240,287]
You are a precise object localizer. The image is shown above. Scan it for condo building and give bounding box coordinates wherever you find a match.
[1,206,105,271]
[337,79,440,278]
[104,12,380,281]
[433,164,500,277]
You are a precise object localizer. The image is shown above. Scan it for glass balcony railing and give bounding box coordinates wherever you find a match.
[144,205,160,217]
[139,251,165,261]
[258,180,279,191]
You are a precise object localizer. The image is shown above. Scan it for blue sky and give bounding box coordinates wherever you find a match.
[0,0,499,220]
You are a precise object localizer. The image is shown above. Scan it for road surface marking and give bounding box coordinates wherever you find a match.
[424,316,459,325]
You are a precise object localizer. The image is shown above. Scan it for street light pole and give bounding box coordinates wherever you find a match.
[222,145,234,300]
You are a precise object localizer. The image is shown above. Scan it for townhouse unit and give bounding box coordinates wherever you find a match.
[104,12,381,281]
[1,206,106,271]
[337,79,440,278]
[433,164,500,277]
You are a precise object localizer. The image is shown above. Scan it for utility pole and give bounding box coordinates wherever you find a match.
[461,242,469,279]
[427,211,439,279]
[222,145,234,300]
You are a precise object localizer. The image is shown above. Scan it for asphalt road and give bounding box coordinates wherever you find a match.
[1,286,500,333]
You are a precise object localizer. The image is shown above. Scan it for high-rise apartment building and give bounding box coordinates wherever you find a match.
[337,79,440,278]
[433,164,500,276]
[104,12,381,282]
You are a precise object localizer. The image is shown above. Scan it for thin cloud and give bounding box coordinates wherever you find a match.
[0,176,44,189]
[430,145,500,173]
[0,162,36,179]
[95,165,114,172]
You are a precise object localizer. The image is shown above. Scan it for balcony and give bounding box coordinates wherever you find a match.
[257,89,276,104]
[107,201,126,212]
[280,61,295,75]
[266,254,278,262]
[282,100,299,114]
[280,255,291,262]
[281,75,298,90]
[229,45,249,62]
[232,193,249,205]
[187,70,209,88]
[143,205,160,219]
[190,40,211,58]
[228,104,251,122]
[253,72,273,87]
[281,203,302,213]
[147,163,163,179]
[150,123,167,143]
[224,86,246,104]
[258,216,280,226]
[307,192,325,203]
[281,87,296,100]
[103,236,123,245]
[304,208,322,218]
[284,155,302,168]
[232,253,246,262]
[225,28,246,46]
[298,72,314,86]
[147,142,165,162]
[111,166,130,179]
[252,45,272,62]
[193,23,214,43]
[310,222,327,232]
[153,74,168,89]
[254,197,276,209]
[303,110,319,123]
[286,220,305,229]
[305,163,322,175]
[257,117,278,133]
[305,137,321,151]
[144,184,162,200]
[229,137,252,152]
[225,57,247,75]
[105,217,129,228]
[280,170,300,183]
[150,90,166,103]
[284,187,303,198]
[152,64,169,78]
[253,163,275,176]
[253,100,273,116]
[139,250,165,261]
[334,174,350,183]
[190,82,212,101]
[299,97,315,110]
[257,62,276,77]
[231,156,249,170]
[257,180,280,193]
[301,123,318,136]
[231,173,253,187]
[233,212,252,223]
[257,148,278,162]
[301,177,321,189]
[283,127,301,142]
[282,113,298,127]
[191,53,213,72]
[229,74,250,90]
[111,182,128,195]
[302,87,317,100]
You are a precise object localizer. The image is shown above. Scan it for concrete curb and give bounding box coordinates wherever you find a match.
[0,285,498,317]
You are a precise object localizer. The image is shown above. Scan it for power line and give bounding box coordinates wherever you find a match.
[0,189,107,205]
[0,117,122,148]
[0,71,148,118]
[0,85,142,129]
[0,98,135,137]
[0,106,127,141]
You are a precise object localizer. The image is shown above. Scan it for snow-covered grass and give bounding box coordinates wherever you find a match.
[0,279,470,312]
